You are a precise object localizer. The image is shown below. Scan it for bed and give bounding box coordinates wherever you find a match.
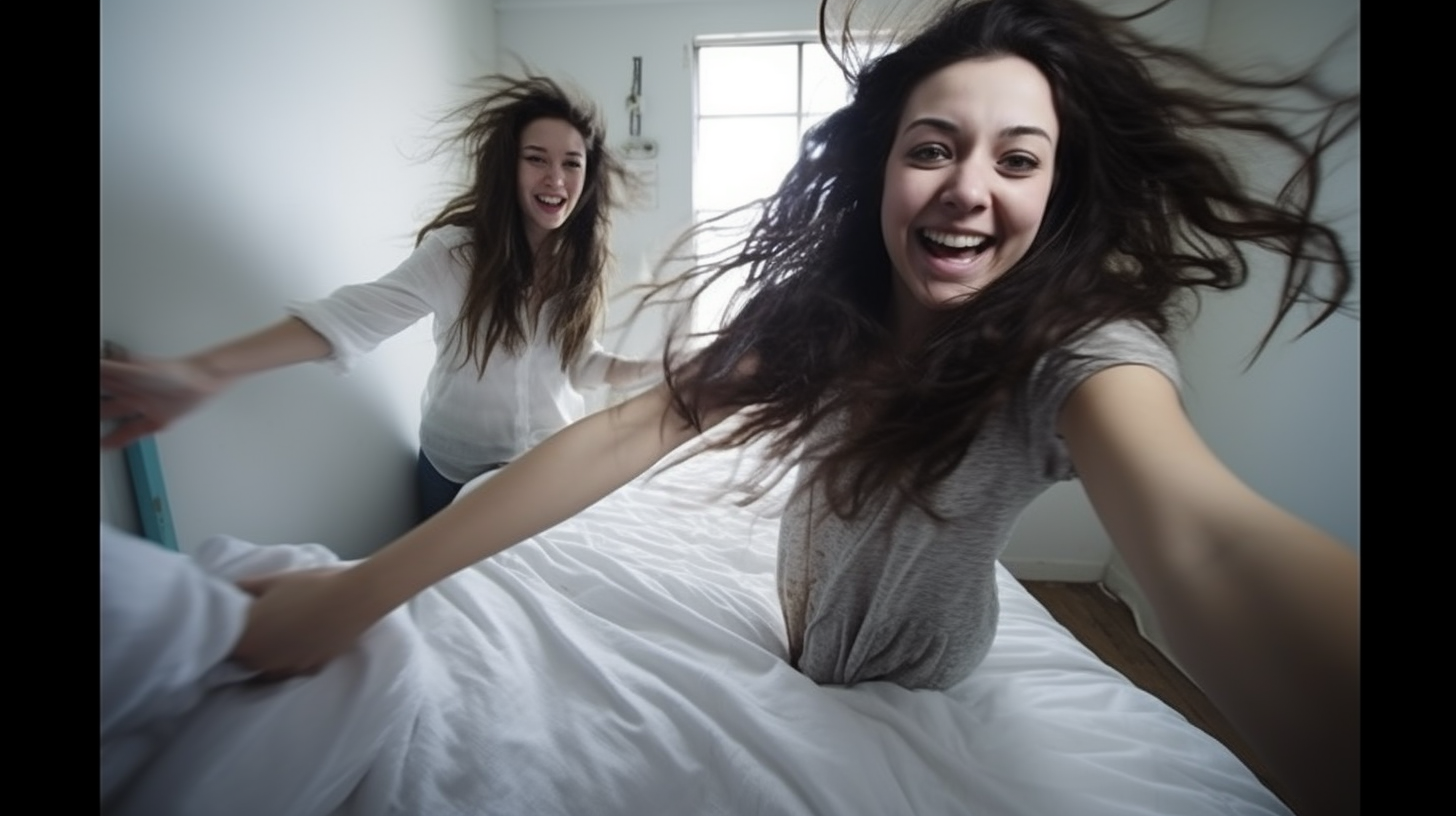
[100,429,1291,816]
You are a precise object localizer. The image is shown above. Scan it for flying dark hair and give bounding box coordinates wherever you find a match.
[650,0,1358,517]
[419,73,628,374]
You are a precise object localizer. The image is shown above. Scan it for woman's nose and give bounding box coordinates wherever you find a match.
[939,163,990,212]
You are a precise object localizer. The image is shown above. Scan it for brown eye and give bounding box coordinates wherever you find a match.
[908,144,951,163]
[1000,153,1040,174]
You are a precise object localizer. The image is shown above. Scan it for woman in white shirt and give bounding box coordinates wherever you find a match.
[100,74,659,520]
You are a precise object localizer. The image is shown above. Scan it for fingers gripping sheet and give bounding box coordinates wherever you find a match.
[100,439,1289,816]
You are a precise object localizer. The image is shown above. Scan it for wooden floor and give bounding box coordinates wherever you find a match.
[1017,579,1293,812]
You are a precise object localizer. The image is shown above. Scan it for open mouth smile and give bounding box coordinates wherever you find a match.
[919,228,993,258]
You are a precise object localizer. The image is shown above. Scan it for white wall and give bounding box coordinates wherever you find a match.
[100,0,496,557]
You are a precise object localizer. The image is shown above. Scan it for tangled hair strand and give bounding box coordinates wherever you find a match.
[639,0,1357,518]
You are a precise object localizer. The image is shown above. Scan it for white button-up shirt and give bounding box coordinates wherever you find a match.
[288,225,628,483]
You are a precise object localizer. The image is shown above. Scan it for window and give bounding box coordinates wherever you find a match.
[690,36,854,333]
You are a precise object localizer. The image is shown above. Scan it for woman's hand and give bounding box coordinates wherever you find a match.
[99,356,224,449]
[230,566,375,680]
[99,317,336,449]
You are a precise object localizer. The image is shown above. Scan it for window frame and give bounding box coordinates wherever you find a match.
[688,33,853,333]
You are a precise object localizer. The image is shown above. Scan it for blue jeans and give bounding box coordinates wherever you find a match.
[415,451,509,523]
[415,451,465,523]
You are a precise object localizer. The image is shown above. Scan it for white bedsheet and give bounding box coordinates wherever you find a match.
[101,441,1290,816]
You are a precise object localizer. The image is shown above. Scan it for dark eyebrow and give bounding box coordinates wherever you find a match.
[522,144,586,159]
[903,117,1053,144]
[1001,124,1053,143]
[903,116,959,137]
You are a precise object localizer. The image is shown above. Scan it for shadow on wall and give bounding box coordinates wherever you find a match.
[100,172,419,560]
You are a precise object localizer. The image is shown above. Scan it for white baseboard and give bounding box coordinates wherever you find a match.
[1101,554,1197,684]
[1009,553,1203,689]
[1000,558,1107,583]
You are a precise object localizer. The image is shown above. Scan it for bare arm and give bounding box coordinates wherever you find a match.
[230,380,739,676]
[1059,364,1358,816]
[100,317,333,449]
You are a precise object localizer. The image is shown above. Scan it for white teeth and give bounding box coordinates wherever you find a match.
[537,195,565,205]
[922,229,988,249]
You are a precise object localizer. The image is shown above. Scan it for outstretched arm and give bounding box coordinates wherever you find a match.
[1060,364,1358,816]
[230,380,737,677]
[100,317,333,449]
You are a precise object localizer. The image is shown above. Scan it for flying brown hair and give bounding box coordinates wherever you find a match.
[644,0,1358,518]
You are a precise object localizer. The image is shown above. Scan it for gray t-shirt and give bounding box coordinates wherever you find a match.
[777,320,1179,689]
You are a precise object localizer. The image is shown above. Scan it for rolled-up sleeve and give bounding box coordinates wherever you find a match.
[286,230,463,373]
[568,340,616,389]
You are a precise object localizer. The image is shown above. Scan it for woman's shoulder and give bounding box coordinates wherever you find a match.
[1029,319,1180,401]
[407,224,476,282]
[418,223,474,253]
[1064,319,1171,360]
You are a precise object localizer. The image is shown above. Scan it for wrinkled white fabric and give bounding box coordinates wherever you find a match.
[100,439,1288,816]
[101,526,422,816]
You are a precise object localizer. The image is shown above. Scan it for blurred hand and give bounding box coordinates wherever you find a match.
[99,356,222,449]
[231,566,371,680]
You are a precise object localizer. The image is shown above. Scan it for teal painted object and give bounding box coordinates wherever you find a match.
[124,437,179,551]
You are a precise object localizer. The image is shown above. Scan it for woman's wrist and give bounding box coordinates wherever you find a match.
[183,350,234,390]
[342,550,425,626]
[190,317,333,383]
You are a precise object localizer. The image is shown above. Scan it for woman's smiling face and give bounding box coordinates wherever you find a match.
[880,55,1059,334]
[517,117,588,251]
